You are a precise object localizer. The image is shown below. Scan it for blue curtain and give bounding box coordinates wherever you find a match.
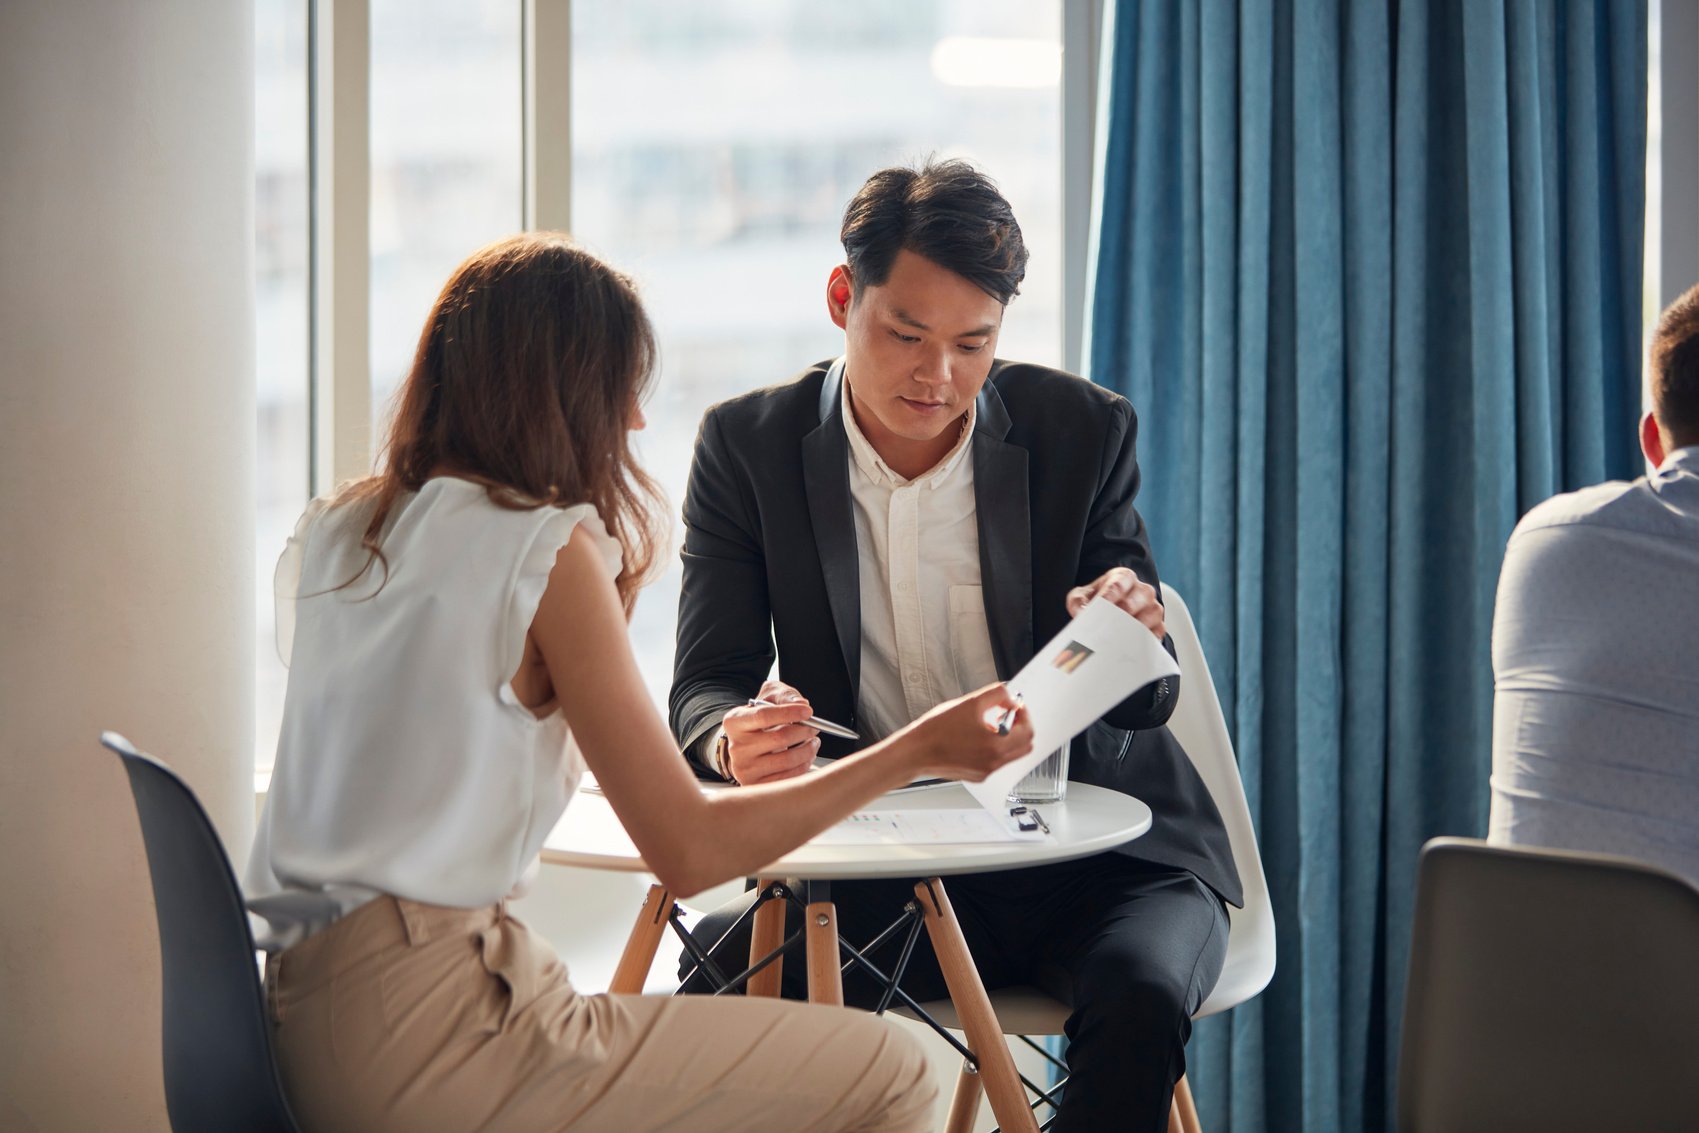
[1084,2,1646,1130]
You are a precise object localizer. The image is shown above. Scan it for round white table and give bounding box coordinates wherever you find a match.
[541,782,1151,1133]
[542,781,1152,879]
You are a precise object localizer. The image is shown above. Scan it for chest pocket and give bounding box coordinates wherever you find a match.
[948,584,999,696]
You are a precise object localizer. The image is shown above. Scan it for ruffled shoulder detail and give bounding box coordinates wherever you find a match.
[273,495,336,667]
[499,503,622,709]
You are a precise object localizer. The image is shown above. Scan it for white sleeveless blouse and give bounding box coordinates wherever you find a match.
[245,478,620,950]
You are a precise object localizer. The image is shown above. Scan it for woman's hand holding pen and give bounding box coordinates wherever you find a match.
[897,683,1033,783]
[718,679,820,786]
[721,680,1030,788]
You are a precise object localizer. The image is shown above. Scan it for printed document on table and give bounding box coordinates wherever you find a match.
[811,809,1048,845]
[963,596,1181,812]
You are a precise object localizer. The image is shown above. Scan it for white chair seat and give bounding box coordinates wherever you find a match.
[896,985,1070,1035]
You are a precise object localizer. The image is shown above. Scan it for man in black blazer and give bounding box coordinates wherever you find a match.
[670,160,1240,1133]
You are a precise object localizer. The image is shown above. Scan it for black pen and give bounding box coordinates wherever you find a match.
[995,693,1025,736]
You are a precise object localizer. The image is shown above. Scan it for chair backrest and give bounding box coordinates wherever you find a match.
[102,731,302,1133]
[1399,837,1699,1132]
[1159,585,1276,1018]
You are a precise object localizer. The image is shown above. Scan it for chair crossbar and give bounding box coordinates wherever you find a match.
[660,880,1076,1131]
[672,882,805,993]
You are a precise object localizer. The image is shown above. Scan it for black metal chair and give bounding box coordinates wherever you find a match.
[103,731,303,1133]
[1399,836,1699,1132]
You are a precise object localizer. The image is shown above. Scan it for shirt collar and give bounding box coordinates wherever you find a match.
[840,372,975,490]
[1660,445,1699,476]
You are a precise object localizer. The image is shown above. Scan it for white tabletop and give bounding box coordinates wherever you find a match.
[541,782,1152,881]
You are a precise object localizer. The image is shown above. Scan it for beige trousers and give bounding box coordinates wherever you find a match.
[265,896,936,1133]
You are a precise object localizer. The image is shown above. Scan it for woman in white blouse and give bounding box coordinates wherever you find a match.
[246,233,1032,1133]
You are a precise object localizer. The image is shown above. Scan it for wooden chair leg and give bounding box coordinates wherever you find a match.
[609,884,674,994]
[914,878,1040,1133]
[943,1059,983,1133]
[747,877,785,998]
[1174,1073,1202,1133]
[805,900,843,1005]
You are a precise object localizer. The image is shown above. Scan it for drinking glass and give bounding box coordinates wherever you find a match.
[1008,738,1070,804]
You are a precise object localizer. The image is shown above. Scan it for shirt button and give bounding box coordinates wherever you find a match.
[906,672,923,686]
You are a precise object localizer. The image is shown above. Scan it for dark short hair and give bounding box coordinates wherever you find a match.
[1652,282,1699,448]
[839,159,1029,305]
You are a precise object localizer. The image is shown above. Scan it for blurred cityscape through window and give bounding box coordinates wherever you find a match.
[369,0,523,422]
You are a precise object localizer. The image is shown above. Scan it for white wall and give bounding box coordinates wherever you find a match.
[1660,0,1699,307]
[0,2,254,1129]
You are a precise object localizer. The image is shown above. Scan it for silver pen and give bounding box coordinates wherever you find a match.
[747,698,860,740]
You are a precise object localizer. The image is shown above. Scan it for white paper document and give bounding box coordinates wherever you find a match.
[962,596,1181,812]
[810,808,1049,846]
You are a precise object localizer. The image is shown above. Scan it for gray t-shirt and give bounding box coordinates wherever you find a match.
[1488,446,1699,885]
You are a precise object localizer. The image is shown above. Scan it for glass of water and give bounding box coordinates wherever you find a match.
[1008,738,1070,804]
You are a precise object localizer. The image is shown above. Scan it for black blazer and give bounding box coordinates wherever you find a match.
[670,359,1241,907]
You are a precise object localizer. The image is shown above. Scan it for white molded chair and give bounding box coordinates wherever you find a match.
[900,584,1276,1133]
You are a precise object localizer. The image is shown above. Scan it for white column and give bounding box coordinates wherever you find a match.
[0,2,254,1128]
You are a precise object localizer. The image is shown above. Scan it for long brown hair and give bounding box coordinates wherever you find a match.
[336,233,664,612]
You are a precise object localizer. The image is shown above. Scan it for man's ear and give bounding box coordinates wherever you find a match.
[826,265,853,330]
[1641,411,1668,468]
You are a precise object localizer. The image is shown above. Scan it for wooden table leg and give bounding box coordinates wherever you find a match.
[944,1059,983,1133]
[609,884,673,994]
[805,899,843,1006]
[914,878,1039,1133]
[1173,1073,1202,1133]
[747,877,786,998]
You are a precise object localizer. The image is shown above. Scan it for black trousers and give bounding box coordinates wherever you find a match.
[679,853,1229,1133]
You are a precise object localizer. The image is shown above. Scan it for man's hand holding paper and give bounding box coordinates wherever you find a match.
[1067,565,1167,641]
[963,594,1181,811]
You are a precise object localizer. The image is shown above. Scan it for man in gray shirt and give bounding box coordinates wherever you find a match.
[1488,282,1699,884]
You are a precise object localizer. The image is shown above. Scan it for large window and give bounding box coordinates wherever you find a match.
[252,0,1071,773]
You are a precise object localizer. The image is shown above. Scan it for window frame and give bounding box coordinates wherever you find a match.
[260,0,1102,786]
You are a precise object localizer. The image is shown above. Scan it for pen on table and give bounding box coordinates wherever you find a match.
[995,693,1025,736]
[747,698,860,740]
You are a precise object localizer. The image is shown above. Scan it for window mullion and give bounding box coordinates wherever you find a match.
[523,0,573,233]
[310,0,373,493]
[1062,0,1104,377]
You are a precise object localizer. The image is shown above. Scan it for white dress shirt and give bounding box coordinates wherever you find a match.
[841,375,1000,741]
